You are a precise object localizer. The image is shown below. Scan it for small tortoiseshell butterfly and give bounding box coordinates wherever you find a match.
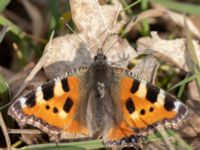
[8,48,188,149]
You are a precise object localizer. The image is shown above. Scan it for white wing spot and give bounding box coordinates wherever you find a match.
[36,86,44,104]
[19,97,27,108]
[155,89,165,107]
[54,80,64,97]
[174,101,182,111]
[131,112,139,120]
[136,81,147,98]
[59,110,68,119]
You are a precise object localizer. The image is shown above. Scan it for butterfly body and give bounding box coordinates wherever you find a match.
[74,49,123,139]
[8,49,188,148]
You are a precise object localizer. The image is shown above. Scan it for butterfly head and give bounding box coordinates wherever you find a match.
[94,48,107,65]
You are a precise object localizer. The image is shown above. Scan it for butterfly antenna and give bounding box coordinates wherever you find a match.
[97,6,121,55]
[87,0,121,55]
[103,36,119,56]
[104,16,138,56]
[100,33,111,53]
[64,22,95,54]
[87,3,121,52]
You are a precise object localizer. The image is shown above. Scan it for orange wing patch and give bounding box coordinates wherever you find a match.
[119,77,187,134]
[105,121,139,147]
[9,76,89,139]
[106,121,136,141]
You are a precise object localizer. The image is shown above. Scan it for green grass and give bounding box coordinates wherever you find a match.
[49,0,60,33]
[0,0,10,12]
[120,0,141,15]
[0,26,10,105]
[147,130,192,150]
[168,74,197,92]
[0,74,10,106]
[19,129,192,150]
[184,15,200,93]
[21,139,104,150]
[140,0,150,36]
[0,15,25,39]
[152,0,200,15]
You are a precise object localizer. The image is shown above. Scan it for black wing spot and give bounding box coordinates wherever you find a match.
[53,107,59,113]
[42,81,55,101]
[146,83,160,103]
[164,94,175,111]
[45,105,50,110]
[149,107,154,112]
[61,78,70,92]
[130,80,140,94]
[63,97,73,113]
[126,98,135,114]
[140,109,145,115]
[25,93,36,108]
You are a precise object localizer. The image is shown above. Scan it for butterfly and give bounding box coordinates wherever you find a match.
[8,48,188,149]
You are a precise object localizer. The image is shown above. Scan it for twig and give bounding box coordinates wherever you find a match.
[0,25,9,43]
[122,8,164,36]
[8,129,42,134]
[0,112,11,149]
[11,140,23,148]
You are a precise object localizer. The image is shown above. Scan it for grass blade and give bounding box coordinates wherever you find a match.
[22,139,104,150]
[0,15,25,39]
[49,0,60,32]
[152,0,200,15]
[184,15,200,93]
[168,74,197,92]
[120,0,141,14]
[147,130,192,150]
[0,25,8,43]
[0,0,11,12]
[140,0,150,36]
[177,74,189,98]
[0,74,10,106]
[0,26,10,105]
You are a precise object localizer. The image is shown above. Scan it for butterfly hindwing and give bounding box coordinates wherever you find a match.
[8,68,90,140]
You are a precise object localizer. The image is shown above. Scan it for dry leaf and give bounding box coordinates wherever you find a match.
[180,99,200,138]
[8,63,46,96]
[191,138,200,150]
[187,80,200,101]
[131,56,160,83]
[41,0,137,79]
[151,3,200,39]
[137,32,200,72]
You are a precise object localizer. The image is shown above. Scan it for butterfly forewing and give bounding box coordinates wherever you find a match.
[8,68,90,140]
